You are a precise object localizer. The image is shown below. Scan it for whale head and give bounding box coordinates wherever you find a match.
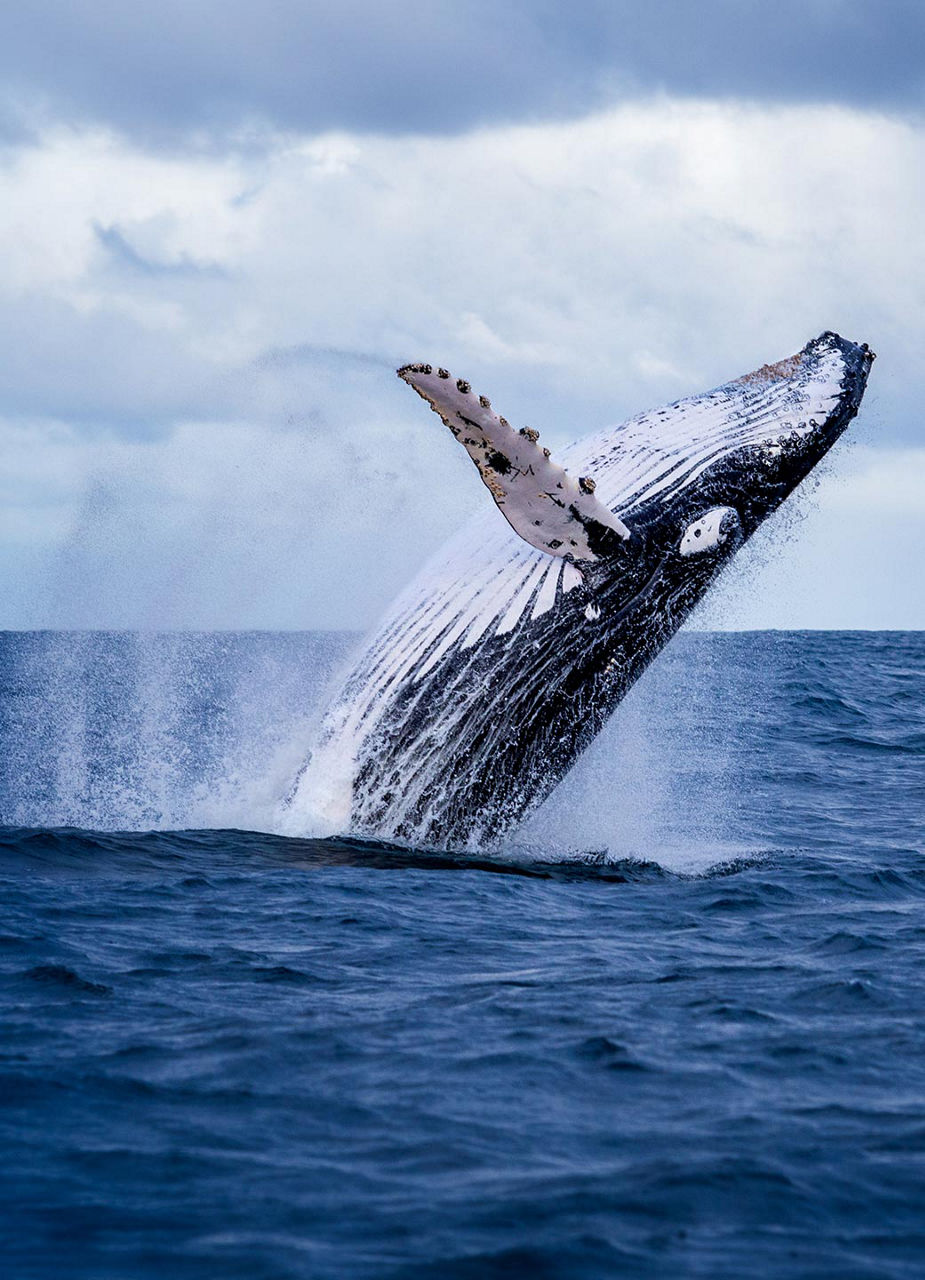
[572,331,874,621]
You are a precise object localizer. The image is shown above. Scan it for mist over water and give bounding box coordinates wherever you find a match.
[0,631,348,836]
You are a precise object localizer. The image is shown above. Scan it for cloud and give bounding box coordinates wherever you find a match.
[1,2,924,147]
[2,103,921,437]
[94,223,228,278]
[0,293,235,429]
[0,99,922,627]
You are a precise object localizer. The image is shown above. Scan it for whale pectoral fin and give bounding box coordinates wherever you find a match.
[398,364,630,562]
[679,507,742,557]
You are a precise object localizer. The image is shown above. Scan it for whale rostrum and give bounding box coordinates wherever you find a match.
[284,332,874,851]
[397,363,630,562]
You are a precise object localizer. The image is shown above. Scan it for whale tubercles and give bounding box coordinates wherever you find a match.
[397,363,630,562]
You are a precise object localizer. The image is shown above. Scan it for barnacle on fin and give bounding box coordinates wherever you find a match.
[396,361,631,561]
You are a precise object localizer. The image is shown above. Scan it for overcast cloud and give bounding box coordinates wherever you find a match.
[2,1,925,145]
[0,5,922,629]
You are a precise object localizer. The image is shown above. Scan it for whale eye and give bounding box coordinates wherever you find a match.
[679,506,741,557]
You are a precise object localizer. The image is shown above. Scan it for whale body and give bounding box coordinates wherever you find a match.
[284,333,873,850]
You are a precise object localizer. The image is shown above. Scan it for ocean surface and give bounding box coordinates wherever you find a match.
[1,629,923,1279]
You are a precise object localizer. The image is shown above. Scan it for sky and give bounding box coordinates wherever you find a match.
[0,1,922,630]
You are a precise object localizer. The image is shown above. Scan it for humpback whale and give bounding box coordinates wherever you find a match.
[284,332,873,850]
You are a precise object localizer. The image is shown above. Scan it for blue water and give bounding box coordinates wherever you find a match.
[1,630,923,1278]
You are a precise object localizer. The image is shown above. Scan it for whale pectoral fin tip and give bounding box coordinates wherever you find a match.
[398,359,630,560]
[679,507,741,557]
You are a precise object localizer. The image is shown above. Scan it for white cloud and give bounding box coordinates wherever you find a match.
[0,100,922,627]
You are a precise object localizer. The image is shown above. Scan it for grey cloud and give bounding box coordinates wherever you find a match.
[0,294,233,431]
[0,98,39,147]
[0,288,410,437]
[1,1,923,146]
[95,224,229,278]
[256,345,394,373]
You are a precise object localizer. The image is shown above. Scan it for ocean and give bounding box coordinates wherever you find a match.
[0,629,923,1278]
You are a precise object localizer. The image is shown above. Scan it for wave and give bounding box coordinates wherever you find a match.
[0,824,674,883]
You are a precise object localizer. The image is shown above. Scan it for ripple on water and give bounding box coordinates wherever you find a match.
[0,631,924,1279]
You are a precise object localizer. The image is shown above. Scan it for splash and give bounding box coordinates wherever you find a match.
[0,631,350,836]
[503,632,769,875]
[0,629,765,874]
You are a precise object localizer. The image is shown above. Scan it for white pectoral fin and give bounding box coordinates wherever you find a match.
[679,507,741,556]
[398,364,630,562]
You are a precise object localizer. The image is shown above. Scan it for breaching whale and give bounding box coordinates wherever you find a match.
[284,332,873,850]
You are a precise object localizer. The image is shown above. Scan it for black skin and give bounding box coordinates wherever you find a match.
[353,335,874,849]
